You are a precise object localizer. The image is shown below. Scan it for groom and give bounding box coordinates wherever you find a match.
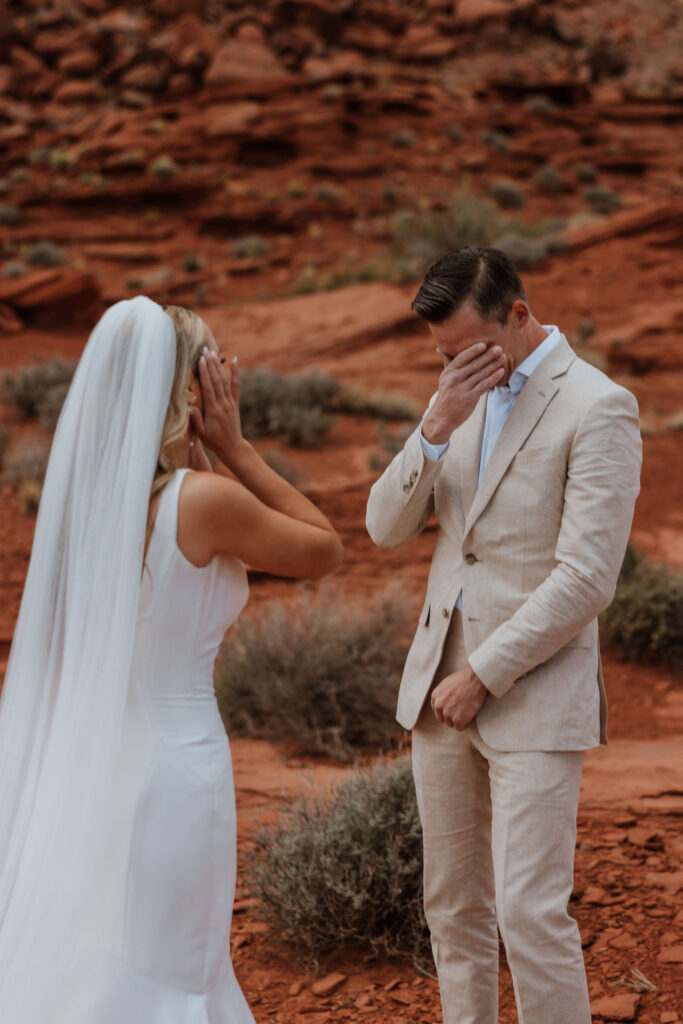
[366,247,642,1024]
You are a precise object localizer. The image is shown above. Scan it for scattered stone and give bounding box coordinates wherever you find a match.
[289,979,305,996]
[591,993,641,1021]
[658,945,683,963]
[311,972,347,998]
[205,40,290,87]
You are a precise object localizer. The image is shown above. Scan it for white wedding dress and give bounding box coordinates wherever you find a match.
[57,467,255,1023]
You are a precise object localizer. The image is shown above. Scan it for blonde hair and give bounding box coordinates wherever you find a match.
[141,304,207,576]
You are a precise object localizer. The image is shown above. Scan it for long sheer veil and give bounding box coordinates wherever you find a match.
[0,296,176,1020]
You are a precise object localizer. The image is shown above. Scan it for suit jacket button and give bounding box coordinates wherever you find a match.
[442,607,449,618]
[465,553,478,565]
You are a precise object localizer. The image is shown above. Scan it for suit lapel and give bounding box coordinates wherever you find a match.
[462,335,575,538]
[456,393,487,525]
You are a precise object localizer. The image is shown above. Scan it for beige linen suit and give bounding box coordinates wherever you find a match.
[366,334,642,1024]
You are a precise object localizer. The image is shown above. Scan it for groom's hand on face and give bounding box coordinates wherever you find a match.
[422,342,506,445]
[431,664,488,729]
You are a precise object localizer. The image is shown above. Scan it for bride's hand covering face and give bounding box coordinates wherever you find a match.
[188,332,244,471]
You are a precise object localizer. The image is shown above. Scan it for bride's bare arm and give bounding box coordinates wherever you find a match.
[185,346,342,579]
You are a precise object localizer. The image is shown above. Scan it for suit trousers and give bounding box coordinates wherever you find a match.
[411,610,591,1024]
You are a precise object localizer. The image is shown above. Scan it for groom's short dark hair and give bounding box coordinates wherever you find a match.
[412,246,526,325]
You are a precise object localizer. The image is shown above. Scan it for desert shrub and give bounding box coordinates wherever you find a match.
[261,450,301,486]
[532,162,563,193]
[183,252,204,272]
[17,480,42,515]
[389,129,416,149]
[2,436,50,484]
[49,148,77,171]
[389,190,500,281]
[3,356,76,430]
[490,232,548,269]
[2,260,25,278]
[523,94,557,116]
[239,367,338,447]
[285,179,307,198]
[600,545,683,671]
[214,587,411,761]
[148,154,178,178]
[313,183,346,203]
[0,424,11,469]
[480,128,508,152]
[446,124,463,141]
[231,234,269,260]
[574,161,598,183]
[583,185,621,215]
[24,240,68,268]
[576,318,596,342]
[489,179,525,209]
[335,384,419,422]
[246,757,428,969]
[0,204,23,226]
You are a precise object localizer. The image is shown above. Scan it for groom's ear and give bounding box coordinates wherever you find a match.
[509,300,530,329]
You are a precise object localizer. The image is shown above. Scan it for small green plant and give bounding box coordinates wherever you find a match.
[3,356,76,430]
[239,367,339,447]
[576,318,596,343]
[480,128,508,152]
[583,185,621,215]
[231,235,269,260]
[17,480,42,515]
[183,253,204,273]
[489,179,525,210]
[523,94,557,116]
[285,179,307,199]
[532,162,563,193]
[574,161,597,183]
[24,240,68,268]
[313,183,346,203]
[0,204,23,226]
[0,424,11,469]
[148,154,178,179]
[215,587,411,761]
[600,545,683,671]
[446,124,463,142]
[49,148,78,172]
[389,129,417,149]
[2,436,50,484]
[245,757,428,969]
[2,260,26,278]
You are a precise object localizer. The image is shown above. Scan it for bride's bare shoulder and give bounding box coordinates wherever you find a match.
[178,469,244,516]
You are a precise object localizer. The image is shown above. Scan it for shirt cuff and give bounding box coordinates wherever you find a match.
[420,429,450,462]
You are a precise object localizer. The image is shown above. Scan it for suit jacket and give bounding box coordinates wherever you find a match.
[366,335,642,751]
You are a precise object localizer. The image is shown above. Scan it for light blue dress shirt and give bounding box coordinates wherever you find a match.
[420,324,561,611]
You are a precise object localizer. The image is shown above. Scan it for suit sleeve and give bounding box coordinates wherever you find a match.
[366,393,444,549]
[468,386,642,697]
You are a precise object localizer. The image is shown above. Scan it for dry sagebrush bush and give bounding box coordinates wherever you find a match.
[600,545,683,671]
[245,757,429,970]
[214,587,412,761]
[3,356,76,431]
[2,436,50,484]
[239,367,339,447]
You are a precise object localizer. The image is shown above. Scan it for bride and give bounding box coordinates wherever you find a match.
[0,295,343,1023]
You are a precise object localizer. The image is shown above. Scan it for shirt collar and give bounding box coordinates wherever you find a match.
[507,324,561,394]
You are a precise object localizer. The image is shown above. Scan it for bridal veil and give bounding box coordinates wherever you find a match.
[0,296,176,1020]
